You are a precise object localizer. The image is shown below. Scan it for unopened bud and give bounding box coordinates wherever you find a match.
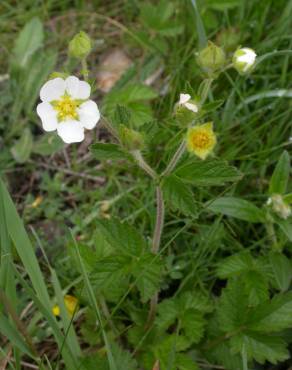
[68,31,92,59]
[196,41,226,74]
[233,48,256,74]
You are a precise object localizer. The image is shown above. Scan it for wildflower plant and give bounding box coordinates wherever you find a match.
[1,4,292,370]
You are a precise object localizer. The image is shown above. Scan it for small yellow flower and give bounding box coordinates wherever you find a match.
[52,295,78,318]
[186,122,217,160]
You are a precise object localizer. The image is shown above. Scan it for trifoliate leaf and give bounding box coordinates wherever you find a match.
[175,159,242,186]
[162,175,198,217]
[207,197,265,223]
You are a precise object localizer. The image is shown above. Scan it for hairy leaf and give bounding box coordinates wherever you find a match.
[207,197,265,223]
[175,159,242,186]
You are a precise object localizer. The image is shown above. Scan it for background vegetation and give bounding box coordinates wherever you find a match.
[0,0,292,369]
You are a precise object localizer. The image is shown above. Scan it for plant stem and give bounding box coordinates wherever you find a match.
[162,140,186,177]
[131,150,158,180]
[145,186,165,328]
[101,115,120,141]
[81,58,89,81]
[152,186,165,254]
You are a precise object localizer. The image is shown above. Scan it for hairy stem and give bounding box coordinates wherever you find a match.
[146,186,165,328]
[162,140,186,177]
[152,186,165,254]
[131,150,158,180]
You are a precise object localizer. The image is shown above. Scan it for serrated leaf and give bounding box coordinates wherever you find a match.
[133,253,162,302]
[180,309,205,343]
[269,151,290,195]
[11,128,33,163]
[90,143,129,161]
[12,17,43,67]
[175,159,242,186]
[230,331,289,364]
[162,175,197,217]
[216,252,253,278]
[217,279,250,333]
[207,197,265,223]
[276,218,292,241]
[249,292,292,332]
[243,270,269,306]
[97,219,146,256]
[103,84,158,127]
[33,133,64,155]
[269,252,292,292]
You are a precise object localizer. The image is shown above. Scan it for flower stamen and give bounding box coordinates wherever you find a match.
[53,95,79,121]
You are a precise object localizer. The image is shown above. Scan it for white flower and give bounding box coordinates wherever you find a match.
[178,93,199,113]
[36,76,100,144]
[233,48,257,74]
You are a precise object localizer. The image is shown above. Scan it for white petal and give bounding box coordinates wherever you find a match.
[185,102,198,113]
[36,102,58,131]
[57,120,85,144]
[65,76,91,99]
[237,48,256,70]
[179,93,191,105]
[40,78,66,102]
[78,100,100,129]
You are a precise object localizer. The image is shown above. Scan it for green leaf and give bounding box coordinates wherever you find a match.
[230,331,289,364]
[97,219,146,256]
[0,312,33,357]
[90,143,129,161]
[180,309,205,343]
[269,252,292,292]
[92,220,162,302]
[243,270,269,306]
[276,218,292,241]
[217,279,250,333]
[162,175,198,217]
[207,197,265,223]
[133,253,162,302]
[207,0,241,11]
[91,255,130,302]
[11,128,33,163]
[33,133,64,155]
[175,159,242,186]
[12,17,43,67]
[249,292,292,332]
[103,84,158,127]
[269,150,290,195]
[216,252,253,278]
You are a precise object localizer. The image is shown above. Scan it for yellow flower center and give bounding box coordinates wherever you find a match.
[191,131,212,149]
[53,95,79,121]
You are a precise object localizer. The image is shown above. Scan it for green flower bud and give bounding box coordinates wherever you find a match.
[196,41,226,75]
[119,125,144,151]
[68,31,92,59]
[216,28,241,53]
[232,47,257,74]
